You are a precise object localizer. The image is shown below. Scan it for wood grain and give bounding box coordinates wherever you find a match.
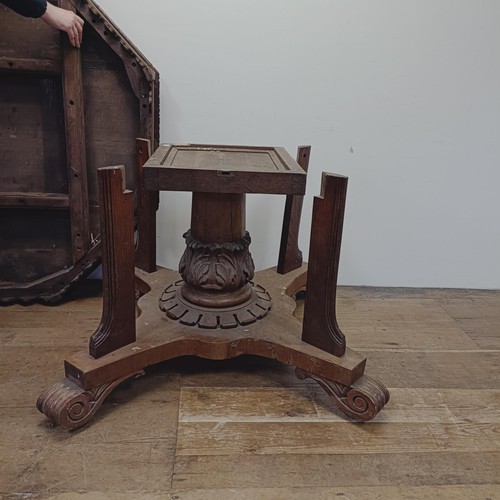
[1,284,499,496]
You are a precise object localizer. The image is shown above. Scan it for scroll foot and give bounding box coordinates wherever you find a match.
[36,371,144,430]
[296,369,389,421]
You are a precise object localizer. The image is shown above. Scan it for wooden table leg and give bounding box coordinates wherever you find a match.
[302,173,348,357]
[89,166,136,358]
[277,145,310,274]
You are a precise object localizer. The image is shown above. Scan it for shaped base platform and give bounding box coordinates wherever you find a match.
[37,265,389,430]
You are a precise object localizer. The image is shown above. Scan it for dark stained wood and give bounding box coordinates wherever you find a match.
[74,0,159,147]
[45,265,373,427]
[302,173,348,357]
[0,0,159,304]
[144,144,307,195]
[0,192,69,209]
[89,167,136,358]
[191,193,246,242]
[277,145,310,274]
[60,0,90,263]
[0,75,67,196]
[0,238,100,304]
[0,5,60,61]
[135,138,158,273]
[0,56,60,74]
[37,149,389,429]
[0,208,73,290]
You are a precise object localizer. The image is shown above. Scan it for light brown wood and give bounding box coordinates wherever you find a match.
[1,284,499,496]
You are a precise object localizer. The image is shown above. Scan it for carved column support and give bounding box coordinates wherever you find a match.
[179,230,255,308]
[36,371,144,431]
[296,369,390,421]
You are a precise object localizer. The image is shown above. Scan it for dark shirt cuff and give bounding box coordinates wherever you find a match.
[1,0,48,18]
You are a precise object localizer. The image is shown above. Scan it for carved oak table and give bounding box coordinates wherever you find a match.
[37,143,389,430]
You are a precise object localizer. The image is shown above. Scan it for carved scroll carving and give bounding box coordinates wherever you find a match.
[36,371,144,430]
[296,369,390,421]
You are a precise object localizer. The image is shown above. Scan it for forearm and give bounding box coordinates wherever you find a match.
[0,0,48,18]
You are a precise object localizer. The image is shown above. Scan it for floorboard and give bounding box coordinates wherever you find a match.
[1,281,499,498]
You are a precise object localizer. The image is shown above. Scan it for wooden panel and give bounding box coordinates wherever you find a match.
[144,144,307,195]
[0,6,60,60]
[0,209,72,284]
[0,75,67,194]
[82,38,140,201]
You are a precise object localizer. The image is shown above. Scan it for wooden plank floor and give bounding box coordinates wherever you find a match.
[1,280,499,499]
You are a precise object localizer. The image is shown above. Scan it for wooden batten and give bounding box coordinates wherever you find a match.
[61,0,90,263]
[0,56,61,75]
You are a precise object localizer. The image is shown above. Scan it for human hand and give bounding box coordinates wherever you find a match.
[41,2,84,48]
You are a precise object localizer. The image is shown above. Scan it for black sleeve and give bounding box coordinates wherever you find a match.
[0,0,48,18]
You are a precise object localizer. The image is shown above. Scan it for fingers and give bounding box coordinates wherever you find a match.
[67,14,84,48]
[68,15,84,48]
[41,4,84,48]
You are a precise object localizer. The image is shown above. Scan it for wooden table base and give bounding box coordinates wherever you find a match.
[37,265,389,430]
[37,157,390,430]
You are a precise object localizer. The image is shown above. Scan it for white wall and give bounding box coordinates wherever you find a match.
[96,0,500,289]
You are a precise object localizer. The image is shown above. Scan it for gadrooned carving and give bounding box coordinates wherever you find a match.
[159,280,272,329]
